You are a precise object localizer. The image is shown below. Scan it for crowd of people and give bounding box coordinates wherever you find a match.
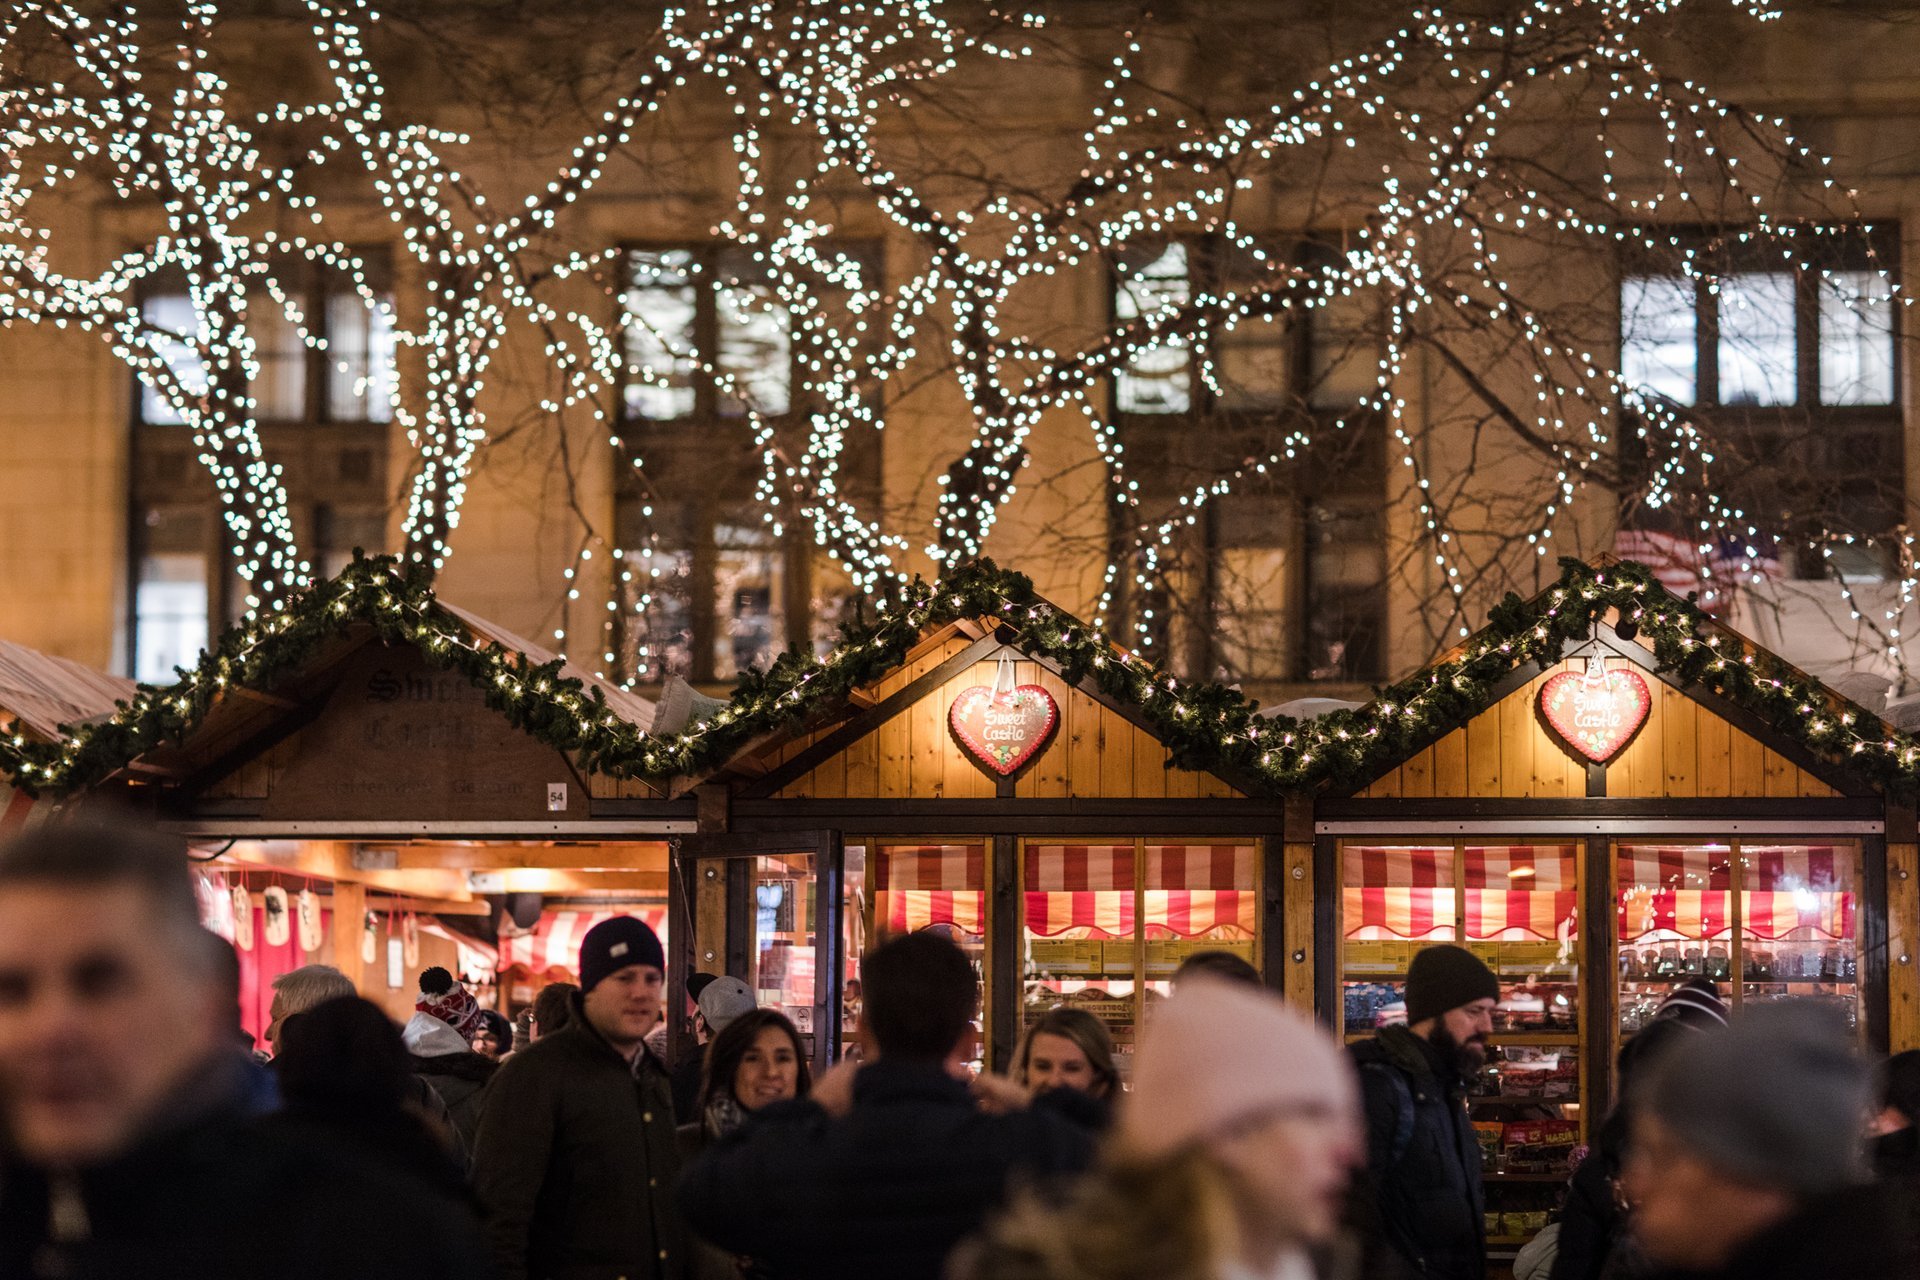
[0,818,1916,1279]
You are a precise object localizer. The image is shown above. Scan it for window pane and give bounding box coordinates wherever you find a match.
[135,552,208,684]
[1215,242,1291,411]
[1620,275,1697,404]
[634,547,696,681]
[250,301,307,421]
[1308,283,1379,408]
[714,522,784,676]
[1307,504,1385,681]
[715,250,791,417]
[622,250,700,421]
[1115,243,1192,414]
[325,290,397,423]
[1617,844,1733,1035]
[1738,844,1858,1032]
[1025,842,1141,1082]
[139,294,206,425]
[1717,272,1796,406]
[1818,271,1896,406]
[1212,544,1291,681]
[1342,845,1456,1033]
[866,844,986,1070]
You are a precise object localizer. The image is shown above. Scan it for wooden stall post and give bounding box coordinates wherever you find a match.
[330,880,368,992]
[1888,805,1919,1052]
[1282,794,1317,1010]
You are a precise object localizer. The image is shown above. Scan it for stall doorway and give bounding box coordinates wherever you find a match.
[671,831,844,1075]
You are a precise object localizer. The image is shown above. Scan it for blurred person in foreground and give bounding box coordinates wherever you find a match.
[1623,1000,1920,1280]
[679,931,1097,1280]
[957,976,1364,1280]
[1551,978,1728,1280]
[0,818,489,1279]
[1349,944,1499,1280]
[1868,1048,1920,1182]
[471,915,687,1280]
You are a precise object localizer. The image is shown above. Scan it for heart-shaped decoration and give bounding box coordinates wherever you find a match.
[949,684,1059,777]
[1539,667,1651,763]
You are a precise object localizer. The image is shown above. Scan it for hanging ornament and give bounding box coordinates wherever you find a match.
[949,658,1059,777]
[230,885,254,952]
[296,888,323,953]
[402,913,420,968]
[1539,654,1651,764]
[361,910,379,966]
[196,871,235,942]
[262,886,290,947]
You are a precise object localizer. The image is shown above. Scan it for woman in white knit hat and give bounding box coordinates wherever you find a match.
[953,977,1364,1280]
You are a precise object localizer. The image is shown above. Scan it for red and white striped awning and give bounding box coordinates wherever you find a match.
[498,907,670,975]
[871,844,1256,940]
[1025,844,1256,940]
[874,846,986,936]
[0,782,47,836]
[1344,846,1578,942]
[1618,846,1854,941]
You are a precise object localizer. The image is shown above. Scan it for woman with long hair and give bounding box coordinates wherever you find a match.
[1010,1007,1119,1126]
[957,978,1363,1280]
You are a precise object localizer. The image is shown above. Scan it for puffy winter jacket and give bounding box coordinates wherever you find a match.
[1349,1025,1485,1280]
[402,1011,497,1162]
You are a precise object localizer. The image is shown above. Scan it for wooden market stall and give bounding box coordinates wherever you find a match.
[0,559,690,1036]
[0,637,134,832]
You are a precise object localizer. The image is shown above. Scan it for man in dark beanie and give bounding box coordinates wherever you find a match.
[1623,1000,1920,1279]
[471,915,688,1280]
[1349,942,1501,1280]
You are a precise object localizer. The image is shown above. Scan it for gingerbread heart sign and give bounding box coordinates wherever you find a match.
[949,684,1059,777]
[1539,664,1651,763]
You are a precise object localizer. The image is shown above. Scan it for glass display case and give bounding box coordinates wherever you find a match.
[1617,842,1859,1043]
[1341,842,1584,1258]
[1023,840,1256,1082]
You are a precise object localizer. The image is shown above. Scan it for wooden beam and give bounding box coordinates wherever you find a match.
[331,881,368,991]
[211,840,476,902]
[356,842,671,872]
[366,893,491,917]
[465,869,669,894]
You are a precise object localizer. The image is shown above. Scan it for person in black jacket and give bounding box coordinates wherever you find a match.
[679,931,1098,1280]
[1349,944,1500,1280]
[1623,1001,1919,1280]
[0,818,490,1280]
[470,915,688,1280]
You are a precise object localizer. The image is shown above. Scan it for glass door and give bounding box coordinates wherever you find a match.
[856,842,988,1070]
[670,831,844,1076]
[1339,841,1584,1260]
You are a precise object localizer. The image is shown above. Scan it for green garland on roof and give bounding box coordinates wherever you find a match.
[2,553,1913,802]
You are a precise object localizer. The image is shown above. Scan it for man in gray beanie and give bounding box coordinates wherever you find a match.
[1623,1000,1920,1279]
[1349,943,1502,1280]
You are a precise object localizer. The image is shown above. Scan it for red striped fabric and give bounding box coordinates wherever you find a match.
[498,908,669,974]
[1617,846,1855,941]
[1145,845,1255,891]
[1025,844,1135,892]
[871,845,985,892]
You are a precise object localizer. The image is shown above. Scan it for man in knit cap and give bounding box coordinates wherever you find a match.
[1623,1000,1920,1279]
[471,915,687,1280]
[1349,942,1501,1280]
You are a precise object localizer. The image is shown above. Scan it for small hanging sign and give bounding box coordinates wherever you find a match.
[949,660,1059,777]
[1539,655,1651,764]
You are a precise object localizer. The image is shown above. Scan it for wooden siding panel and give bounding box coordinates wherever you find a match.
[1728,726,1766,799]
[1695,712,1732,798]
[1661,684,1695,796]
[1499,686,1533,796]
[1400,744,1434,798]
[1431,729,1469,796]
[1763,744,1798,798]
[1465,713,1502,797]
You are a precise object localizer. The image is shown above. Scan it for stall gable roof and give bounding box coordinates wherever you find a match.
[5,555,1912,802]
[0,641,136,743]
[1312,557,1895,798]
[0,555,657,797]
[705,617,1258,800]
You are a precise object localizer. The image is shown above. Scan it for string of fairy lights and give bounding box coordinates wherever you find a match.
[2,0,1915,687]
